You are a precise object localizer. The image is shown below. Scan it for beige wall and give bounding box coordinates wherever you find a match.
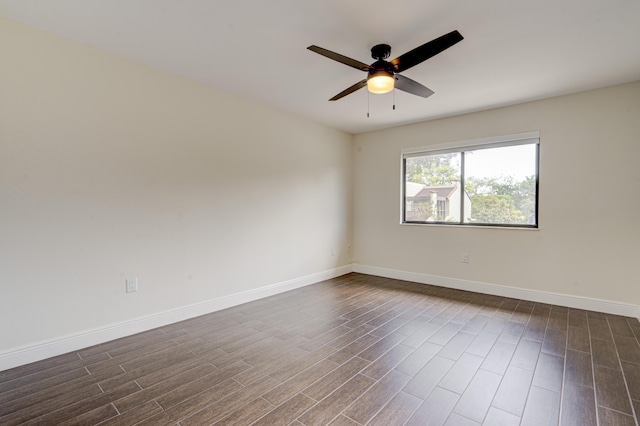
[353,81,640,305]
[0,17,352,352]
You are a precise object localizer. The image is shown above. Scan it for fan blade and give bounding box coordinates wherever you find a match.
[394,74,434,98]
[329,79,367,101]
[390,30,463,73]
[307,45,371,71]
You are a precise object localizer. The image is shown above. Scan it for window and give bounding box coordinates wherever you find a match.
[402,132,539,228]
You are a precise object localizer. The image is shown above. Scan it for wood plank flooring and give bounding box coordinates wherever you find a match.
[2,273,640,425]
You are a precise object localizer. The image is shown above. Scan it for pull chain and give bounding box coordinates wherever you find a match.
[393,87,396,110]
[367,90,370,118]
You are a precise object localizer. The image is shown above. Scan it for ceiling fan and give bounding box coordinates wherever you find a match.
[307,30,463,101]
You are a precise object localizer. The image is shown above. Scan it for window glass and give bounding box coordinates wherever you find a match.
[403,137,538,228]
[464,144,537,225]
[404,152,461,222]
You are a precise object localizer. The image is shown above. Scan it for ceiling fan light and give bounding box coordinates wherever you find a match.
[367,73,394,94]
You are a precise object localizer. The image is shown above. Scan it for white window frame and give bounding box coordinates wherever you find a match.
[400,131,540,229]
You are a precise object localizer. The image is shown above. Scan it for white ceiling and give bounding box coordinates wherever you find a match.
[1,0,639,134]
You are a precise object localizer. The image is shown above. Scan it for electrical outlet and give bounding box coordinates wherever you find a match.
[125,277,138,293]
[461,253,470,263]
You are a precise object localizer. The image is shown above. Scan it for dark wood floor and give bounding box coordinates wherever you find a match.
[2,273,640,426]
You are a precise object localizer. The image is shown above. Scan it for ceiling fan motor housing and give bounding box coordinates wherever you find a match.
[368,60,395,80]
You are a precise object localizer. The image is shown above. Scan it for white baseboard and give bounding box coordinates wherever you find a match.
[353,264,640,318]
[4,263,638,372]
[0,265,353,372]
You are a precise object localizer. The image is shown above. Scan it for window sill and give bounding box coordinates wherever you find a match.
[400,222,539,231]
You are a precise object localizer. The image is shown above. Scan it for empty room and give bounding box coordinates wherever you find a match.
[1,1,640,425]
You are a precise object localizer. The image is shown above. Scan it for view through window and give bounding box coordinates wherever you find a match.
[402,134,539,227]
